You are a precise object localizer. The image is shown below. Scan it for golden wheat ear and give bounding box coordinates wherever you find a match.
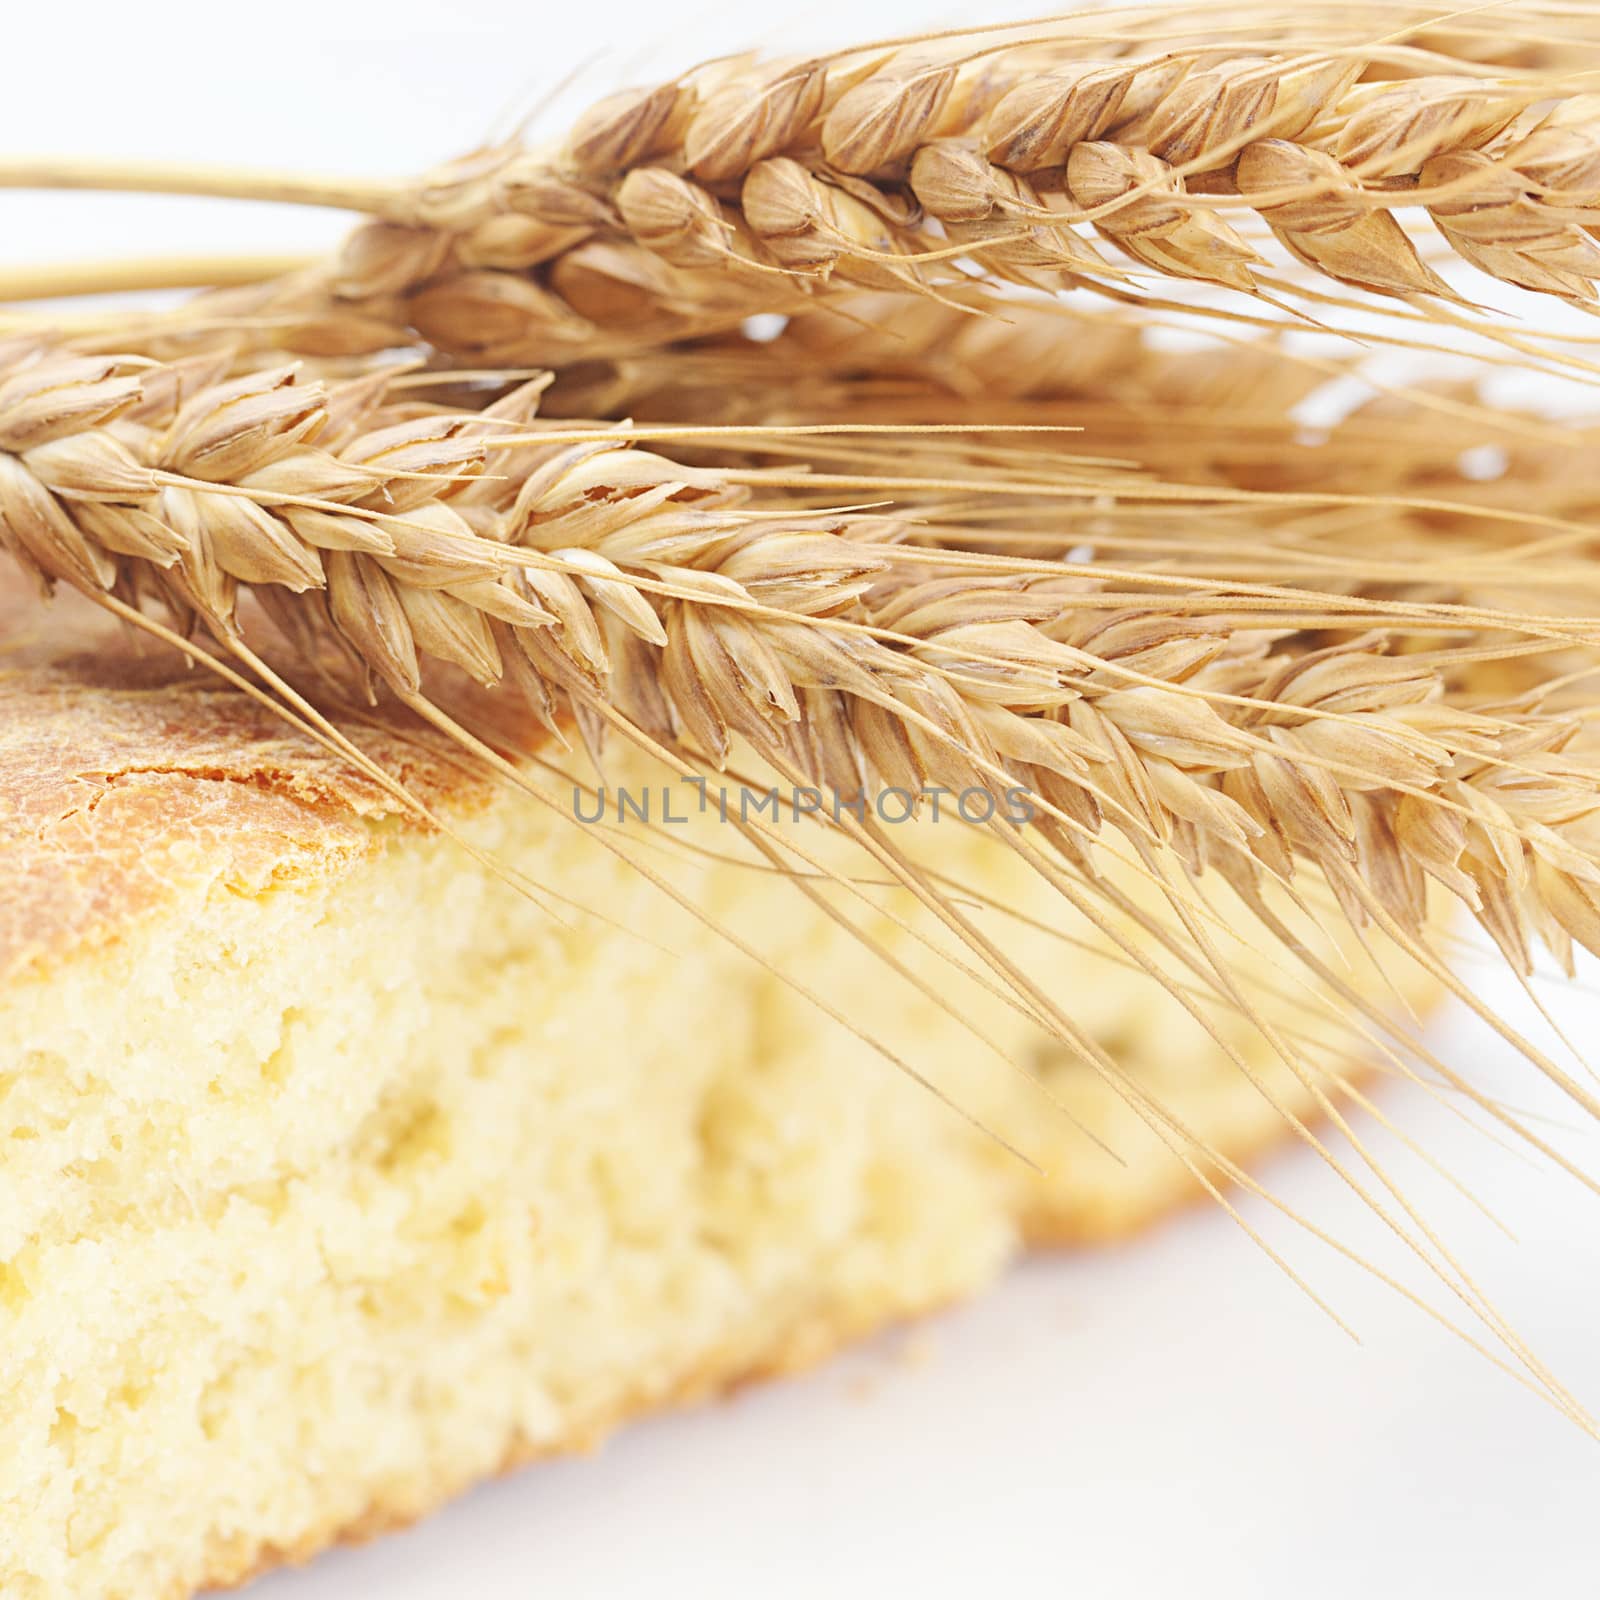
[6,4,1600,367]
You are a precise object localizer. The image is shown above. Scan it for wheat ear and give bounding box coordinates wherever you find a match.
[6,337,1600,992]
[12,8,1597,364]
[548,294,1600,631]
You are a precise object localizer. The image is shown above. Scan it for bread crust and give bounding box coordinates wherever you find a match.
[0,579,498,986]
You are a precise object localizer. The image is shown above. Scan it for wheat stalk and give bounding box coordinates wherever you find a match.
[545,308,1600,977]
[419,26,1600,319]
[13,7,1596,367]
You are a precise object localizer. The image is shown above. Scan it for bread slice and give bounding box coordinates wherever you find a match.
[0,577,1432,1598]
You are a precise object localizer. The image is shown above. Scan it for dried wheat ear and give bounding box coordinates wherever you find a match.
[20,3,1597,363]
[5,317,1600,995]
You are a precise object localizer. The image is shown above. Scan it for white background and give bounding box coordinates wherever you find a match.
[6,3,1599,1594]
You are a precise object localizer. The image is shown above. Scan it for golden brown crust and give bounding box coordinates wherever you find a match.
[0,576,501,985]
